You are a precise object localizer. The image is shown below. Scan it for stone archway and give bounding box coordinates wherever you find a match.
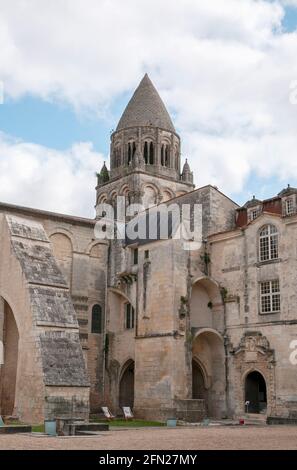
[245,370,267,414]
[192,359,207,401]
[230,332,275,417]
[119,360,135,410]
[0,296,19,416]
[190,276,223,330]
[192,330,226,418]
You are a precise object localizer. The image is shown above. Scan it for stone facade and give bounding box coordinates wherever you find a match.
[0,74,296,423]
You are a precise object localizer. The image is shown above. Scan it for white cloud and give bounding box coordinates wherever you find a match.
[281,1,297,7]
[0,132,104,217]
[0,0,297,210]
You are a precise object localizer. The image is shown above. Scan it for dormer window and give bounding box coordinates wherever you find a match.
[285,198,294,216]
[248,206,260,222]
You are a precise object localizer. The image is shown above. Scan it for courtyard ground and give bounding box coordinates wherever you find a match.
[0,425,296,450]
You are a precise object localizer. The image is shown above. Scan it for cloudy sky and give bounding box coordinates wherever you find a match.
[1,0,297,217]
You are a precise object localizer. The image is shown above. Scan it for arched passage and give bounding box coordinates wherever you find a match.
[0,297,19,416]
[119,360,135,410]
[190,277,223,329]
[192,359,207,401]
[245,371,267,414]
[192,330,226,418]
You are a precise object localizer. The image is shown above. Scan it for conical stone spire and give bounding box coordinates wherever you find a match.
[116,74,175,132]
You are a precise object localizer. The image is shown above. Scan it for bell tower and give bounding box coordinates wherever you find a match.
[96,74,194,211]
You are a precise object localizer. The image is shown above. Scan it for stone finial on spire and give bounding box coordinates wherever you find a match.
[181,158,193,184]
[97,161,110,186]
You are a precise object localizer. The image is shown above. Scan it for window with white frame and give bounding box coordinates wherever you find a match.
[259,224,278,261]
[248,208,259,222]
[286,198,294,216]
[260,280,280,313]
[125,303,135,329]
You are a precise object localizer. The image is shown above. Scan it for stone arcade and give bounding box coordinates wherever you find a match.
[0,74,296,423]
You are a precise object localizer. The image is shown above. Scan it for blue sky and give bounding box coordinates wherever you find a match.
[1,0,297,216]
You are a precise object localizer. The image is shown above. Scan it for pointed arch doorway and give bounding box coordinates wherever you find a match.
[119,360,135,410]
[192,359,208,401]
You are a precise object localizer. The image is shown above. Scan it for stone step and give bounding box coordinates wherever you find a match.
[69,422,109,435]
[75,430,102,436]
[242,414,267,425]
[0,425,32,434]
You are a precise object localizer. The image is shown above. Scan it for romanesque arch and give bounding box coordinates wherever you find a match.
[119,359,135,410]
[141,183,160,209]
[190,276,223,330]
[192,329,226,418]
[49,231,73,287]
[0,296,19,417]
[162,189,175,202]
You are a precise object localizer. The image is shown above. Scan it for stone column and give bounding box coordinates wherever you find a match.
[156,128,161,167]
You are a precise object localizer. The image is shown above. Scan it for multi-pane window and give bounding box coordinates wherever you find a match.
[91,304,103,333]
[259,225,278,261]
[286,198,294,216]
[260,280,280,313]
[125,303,135,329]
[248,208,259,222]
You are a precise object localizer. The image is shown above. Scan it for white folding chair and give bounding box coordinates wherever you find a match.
[101,406,115,420]
[122,406,134,420]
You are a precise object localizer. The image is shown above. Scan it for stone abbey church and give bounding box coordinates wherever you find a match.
[0,74,296,424]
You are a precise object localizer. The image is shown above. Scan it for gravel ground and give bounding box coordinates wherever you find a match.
[0,425,296,450]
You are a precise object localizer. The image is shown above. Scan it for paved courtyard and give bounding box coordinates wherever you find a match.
[0,425,296,450]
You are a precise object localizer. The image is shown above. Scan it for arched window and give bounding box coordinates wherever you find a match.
[149,142,154,165]
[259,224,278,261]
[125,303,135,329]
[127,142,135,165]
[91,304,103,334]
[165,145,170,167]
[143,141,148,164]
[161,144,165,166]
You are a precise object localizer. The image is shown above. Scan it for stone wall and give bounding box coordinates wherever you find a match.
[209,212,297,418]
[0,202,109,414]
[0,213,91,422]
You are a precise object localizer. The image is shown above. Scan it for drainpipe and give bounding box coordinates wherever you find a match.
[222,303,230,418]
[102,241,111,402]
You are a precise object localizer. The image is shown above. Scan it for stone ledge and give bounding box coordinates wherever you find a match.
[0,425,32,434]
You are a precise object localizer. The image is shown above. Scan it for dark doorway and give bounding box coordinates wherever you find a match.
[119,361,134,410]
[192,360,207,400]
[245,371,267,414]
[0,300,19,416]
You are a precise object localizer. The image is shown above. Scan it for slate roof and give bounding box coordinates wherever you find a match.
[116,73,175,132]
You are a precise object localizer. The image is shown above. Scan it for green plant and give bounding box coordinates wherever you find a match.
[220,286,228,301]
[180,295,187,304]
[186,331,193,344]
